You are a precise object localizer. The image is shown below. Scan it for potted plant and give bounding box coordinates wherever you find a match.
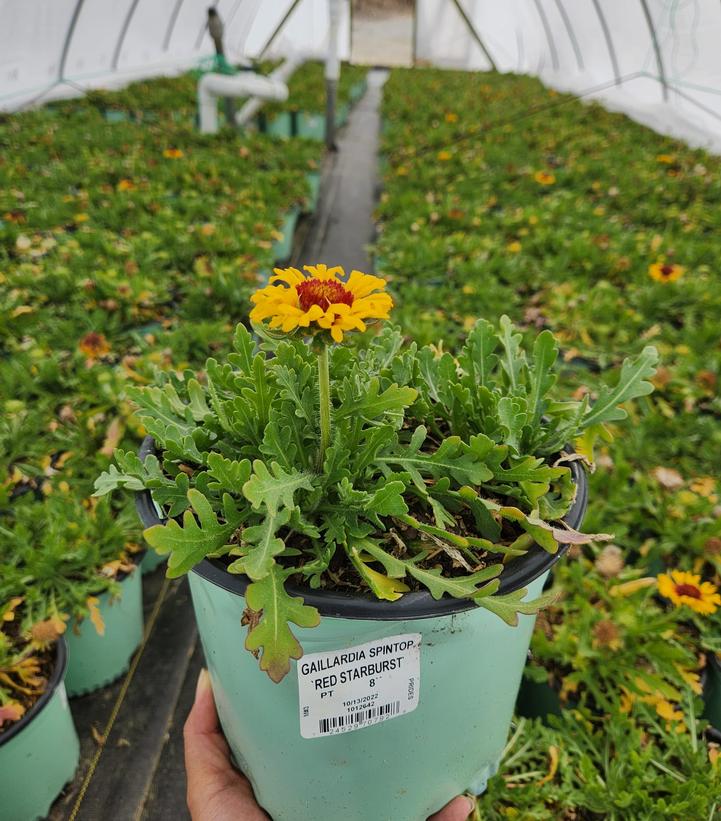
[0,492,144,696]
[96,264,658,820]
[0,601,80,821]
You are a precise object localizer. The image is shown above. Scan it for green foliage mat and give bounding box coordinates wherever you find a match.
[378,68,721,814]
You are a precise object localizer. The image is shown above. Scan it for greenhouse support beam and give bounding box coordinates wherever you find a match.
[552,0,583,71]
[590,0,620,86]
[112,0,142,71]
[259,0,305,59]
[448,0,498,72]
[638,0,668,101]
[163,0,186,51]
[531,0,559,71]
[325,0,342,150]
[58,0,86,81]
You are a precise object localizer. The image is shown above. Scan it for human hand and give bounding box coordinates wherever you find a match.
[184,668,476,821]
[184,668,270,820]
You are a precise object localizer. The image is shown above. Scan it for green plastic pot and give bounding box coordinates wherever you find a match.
[140,547,167,574]
[348,78,368,103]
[515,674,563,721]
[296,112,326,140]
[0,640,80,821]
[304,171,322,213]
[64,565,144,696]
[262,111,293,139]
[136,439,586,820]
[703,653,721,731]
[271,207,301,263]
[104,109,130,123]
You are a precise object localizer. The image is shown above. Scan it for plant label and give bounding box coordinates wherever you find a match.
[297,633,421,739]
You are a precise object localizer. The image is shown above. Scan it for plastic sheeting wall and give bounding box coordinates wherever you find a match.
[415,0,721,151]
[0,0,351,111]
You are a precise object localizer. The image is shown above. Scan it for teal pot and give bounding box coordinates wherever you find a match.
[65,564,144,696]
[0,640,80,821]
[104,109,130,123]
[515,673,563,721]
[140,547,167,574]
[295,105,350,141]
[260,111,293,138]
[271,207,301,263]
[348,77,368,103]
[136,438,586,820]
[703,653,721,732]
[304,171,322,213]
[296,111,326,141]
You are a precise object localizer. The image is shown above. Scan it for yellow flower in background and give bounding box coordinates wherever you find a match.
[117,179,136,191]
[533,170,556,185]
[444,112,458,123]
[506,240,522,254]
[250,265,392,343]
[656,154,676,164]
[648,262,684,283]
[658,570,721,615]
[437,150,452,161]
[163,148,184,159]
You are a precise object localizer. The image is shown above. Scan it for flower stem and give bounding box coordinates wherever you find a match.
[317,344,331,469]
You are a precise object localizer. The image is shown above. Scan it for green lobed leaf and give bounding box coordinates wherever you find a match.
[242,460,313,515]
[244,566,320,683]
[144,489,242,578]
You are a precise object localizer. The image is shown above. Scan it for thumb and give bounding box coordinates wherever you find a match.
[428,795,476,821]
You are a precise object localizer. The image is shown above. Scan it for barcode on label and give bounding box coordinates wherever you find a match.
[318,700,401,735]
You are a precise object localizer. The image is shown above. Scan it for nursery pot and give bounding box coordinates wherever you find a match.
[140,546,167,574]
[703,653,721,733]
[64,562,144,696]
[136,436,586,820]
[0,639,80,821]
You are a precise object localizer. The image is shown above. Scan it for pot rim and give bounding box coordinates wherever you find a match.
[0,638,68,748]
[136,435,588,620]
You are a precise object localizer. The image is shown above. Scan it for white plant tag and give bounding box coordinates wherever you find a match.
[297,633,421,739]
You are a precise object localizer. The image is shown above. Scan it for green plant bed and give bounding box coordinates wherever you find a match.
[65,565,144,696]
[0,640,80,821]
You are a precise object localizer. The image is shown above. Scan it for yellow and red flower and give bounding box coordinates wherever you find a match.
[658,570,721,615]
[163,148,184,159]
[250,264,392,343]
[648,262,684,283]
[533,170,556,185]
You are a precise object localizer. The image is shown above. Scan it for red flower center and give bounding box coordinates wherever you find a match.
[297,278,354,312]
[675,583,701,599]
[660,264,675,278]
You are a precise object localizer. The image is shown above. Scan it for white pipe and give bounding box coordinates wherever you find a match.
[235,54,306,128]
[197,56,306,134]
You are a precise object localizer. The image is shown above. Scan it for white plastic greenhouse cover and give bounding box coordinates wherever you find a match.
[0,0,351,112]
[414,0,721,151]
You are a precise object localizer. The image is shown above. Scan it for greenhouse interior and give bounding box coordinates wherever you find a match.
[1,0,721,819]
